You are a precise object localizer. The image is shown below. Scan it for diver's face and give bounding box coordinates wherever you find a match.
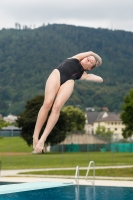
[81,56,96,70]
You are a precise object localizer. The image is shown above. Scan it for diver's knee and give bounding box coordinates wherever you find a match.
[42,100,53,110]
[52,103,61,113]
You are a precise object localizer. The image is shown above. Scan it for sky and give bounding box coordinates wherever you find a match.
[0,0,133,32]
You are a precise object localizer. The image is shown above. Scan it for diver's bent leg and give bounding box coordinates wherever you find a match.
[35,80,74,152]
[32,69,60,150]
[33,100,53,149]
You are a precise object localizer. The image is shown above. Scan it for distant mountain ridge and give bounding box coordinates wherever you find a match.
[0,24,133,115]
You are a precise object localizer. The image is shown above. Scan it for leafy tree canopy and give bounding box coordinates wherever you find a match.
[17,95,86,146]
[17,95,68,146]
[0,119,9,129]
[120,89,133,138]
[95,125,113,141]
[62,105,86,132]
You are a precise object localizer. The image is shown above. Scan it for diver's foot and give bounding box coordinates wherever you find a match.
[33,136,38,150]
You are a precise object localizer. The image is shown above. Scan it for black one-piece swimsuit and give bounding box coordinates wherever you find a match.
[56,58,85,85]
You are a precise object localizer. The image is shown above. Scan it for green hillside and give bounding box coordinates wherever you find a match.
[0,24,133,115]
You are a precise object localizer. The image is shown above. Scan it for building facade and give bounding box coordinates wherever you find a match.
[85,111,125,140]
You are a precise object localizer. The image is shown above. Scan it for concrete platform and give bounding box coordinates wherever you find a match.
[0,176,133,188]
[0,167,133,188]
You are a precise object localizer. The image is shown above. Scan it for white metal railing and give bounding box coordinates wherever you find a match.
[85,161,95,185]
[75,161,95,185]
[75,166,79,185]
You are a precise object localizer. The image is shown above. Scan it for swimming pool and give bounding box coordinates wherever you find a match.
[0,182,133,200]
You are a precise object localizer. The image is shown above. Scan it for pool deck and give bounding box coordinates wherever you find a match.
[1,176,133,188]
[1,167,133,188]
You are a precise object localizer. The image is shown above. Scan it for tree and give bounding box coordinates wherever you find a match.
[0,119,9,129]
[17,95,69,146]
[120,89,133,138]
[62,105,86,133]
[95,125,113,141]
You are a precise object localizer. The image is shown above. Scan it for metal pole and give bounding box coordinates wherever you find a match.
[62,143,64,164]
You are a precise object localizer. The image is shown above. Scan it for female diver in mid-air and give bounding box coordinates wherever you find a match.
[32,51,103,153]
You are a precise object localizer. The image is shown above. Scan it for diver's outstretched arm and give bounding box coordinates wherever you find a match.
[80,72,103,82]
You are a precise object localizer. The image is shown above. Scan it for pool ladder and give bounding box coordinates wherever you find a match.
[75,161,95,185]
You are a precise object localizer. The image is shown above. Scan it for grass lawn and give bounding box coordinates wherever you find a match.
[0,137,133,172]
[1,151,133,170]
[19,167,133,177]
[0,137,33,152]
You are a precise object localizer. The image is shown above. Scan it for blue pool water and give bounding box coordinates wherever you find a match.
[0,185,133,200]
